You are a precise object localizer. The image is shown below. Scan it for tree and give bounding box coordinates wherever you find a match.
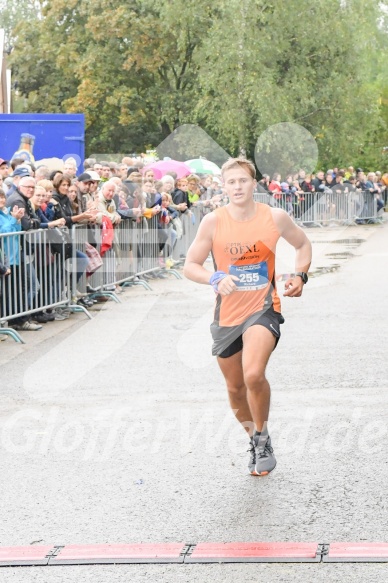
[7,0,388,169]
[0,0,41,47]
[9,0,212,155]
[196,0,388,169]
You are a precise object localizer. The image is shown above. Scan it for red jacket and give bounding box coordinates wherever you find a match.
[100,215,114,256]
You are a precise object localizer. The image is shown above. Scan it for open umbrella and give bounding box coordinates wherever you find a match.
[142,160,192,180]
[185,159,221,175]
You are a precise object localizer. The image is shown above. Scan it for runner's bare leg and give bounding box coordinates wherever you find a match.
[217,350,254,436]
[241,325,276,433]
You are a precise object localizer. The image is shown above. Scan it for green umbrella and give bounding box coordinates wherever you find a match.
[185,159,221,175]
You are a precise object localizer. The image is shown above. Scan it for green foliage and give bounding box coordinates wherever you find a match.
[0,0,41,47]
[6,0,388,170]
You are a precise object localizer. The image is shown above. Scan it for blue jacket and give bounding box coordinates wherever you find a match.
[35,207,52,228]
[0,209,22,266]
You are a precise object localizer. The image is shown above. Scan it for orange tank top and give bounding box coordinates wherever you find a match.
[212,203,281,326]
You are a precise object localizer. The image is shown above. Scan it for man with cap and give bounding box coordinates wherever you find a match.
[73,171,108,299]
[6,166,31,199]
[84,170,101,208]
[76,172,93,210]
[76,172,100,246]
[76,171,101,208]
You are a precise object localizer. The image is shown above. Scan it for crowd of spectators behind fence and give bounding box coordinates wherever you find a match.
[0,154,387,335]
[0,155,226,334]
[257,167,388,217]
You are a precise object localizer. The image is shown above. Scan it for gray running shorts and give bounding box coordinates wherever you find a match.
[210,307,285,358]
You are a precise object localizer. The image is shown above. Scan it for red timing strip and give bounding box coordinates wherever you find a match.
[324,542,388,562]
[186,542,320,563]
[1,542,388,567]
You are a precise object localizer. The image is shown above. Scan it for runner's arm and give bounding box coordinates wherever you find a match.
[183,213,216,284]
[272,208,312,272]
[272,208,312,297]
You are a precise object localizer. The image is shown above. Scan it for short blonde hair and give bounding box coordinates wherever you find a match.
[161,192,173,204]
[221,157,256,179]
[187,174,200,183]
[37,179,53,191]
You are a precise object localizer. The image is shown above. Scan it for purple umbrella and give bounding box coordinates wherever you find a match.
[142,160,192,180]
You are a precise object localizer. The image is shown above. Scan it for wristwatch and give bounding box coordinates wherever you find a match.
[295,272,308,284]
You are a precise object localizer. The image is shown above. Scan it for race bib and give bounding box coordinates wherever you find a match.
[229,262,269,291]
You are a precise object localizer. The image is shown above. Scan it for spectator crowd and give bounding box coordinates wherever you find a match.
[0,154,387,337]
[257,167,388,219]
[0,155,225,335]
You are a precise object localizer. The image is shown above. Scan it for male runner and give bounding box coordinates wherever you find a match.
[184,158,312,476]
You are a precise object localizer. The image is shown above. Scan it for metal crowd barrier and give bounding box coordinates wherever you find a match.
[253,193,273,205]
[172,209,201,262]
[0,214,188,342]
[254,190,380,225]
[0,229,69,342]
[72,214,183,300]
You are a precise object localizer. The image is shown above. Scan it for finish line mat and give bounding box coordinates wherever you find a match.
[1,542,388,566]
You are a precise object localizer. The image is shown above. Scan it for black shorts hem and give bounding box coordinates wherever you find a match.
[213,308,284,359]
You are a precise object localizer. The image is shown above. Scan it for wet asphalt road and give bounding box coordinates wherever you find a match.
[0,220,388,582]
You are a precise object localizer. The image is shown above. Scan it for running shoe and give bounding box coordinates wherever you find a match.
[248,435,256,475]
[54,312,68,321]
[249,430,276,476]
[54,307,71,320]
[12,321,43,331]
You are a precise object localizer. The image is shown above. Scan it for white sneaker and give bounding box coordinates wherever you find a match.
[13,321,43,331]
[54,312,68,321]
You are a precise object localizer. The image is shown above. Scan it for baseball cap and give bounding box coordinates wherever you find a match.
[12,167,31,178]
[0,158,8,166]
[87,170,101,182]
[77,172,93,182]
